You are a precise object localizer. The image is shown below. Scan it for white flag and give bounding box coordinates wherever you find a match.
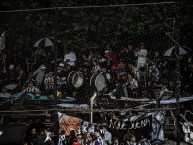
[0,31,5,51]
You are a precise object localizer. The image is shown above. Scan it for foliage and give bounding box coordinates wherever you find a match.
[0,0,192,59]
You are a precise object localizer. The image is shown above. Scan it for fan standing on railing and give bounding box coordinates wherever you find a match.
[136,43,148,69]
[64,48,76,68]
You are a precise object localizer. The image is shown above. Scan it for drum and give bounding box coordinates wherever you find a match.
[67,71,84,88]
[90,73,106,92]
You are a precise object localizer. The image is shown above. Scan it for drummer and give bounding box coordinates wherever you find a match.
[57,63,68,97]
[91,59,101,74]
[57,63,68,86]
[101,65,111,93]
[57,63,74,97]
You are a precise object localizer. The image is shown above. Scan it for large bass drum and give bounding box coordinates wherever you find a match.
[90,73,106,92]
[67,71,84,88]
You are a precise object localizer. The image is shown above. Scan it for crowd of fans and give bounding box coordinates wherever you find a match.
[25,125,151,145]
[1,42,193,145]
[0,42,193,103]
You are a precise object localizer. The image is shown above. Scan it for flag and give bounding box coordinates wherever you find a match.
[104,111,165,144]
[58,112,95,135]
[180,110,193,144]
[0,31,5,51]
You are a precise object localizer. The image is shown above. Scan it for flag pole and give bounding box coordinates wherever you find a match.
[175,1,183,144]
[0,31,5,52]
[90,92,97,123]
[53,7,58,130]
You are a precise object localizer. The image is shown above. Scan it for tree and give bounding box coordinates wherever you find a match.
[0,0,192,58]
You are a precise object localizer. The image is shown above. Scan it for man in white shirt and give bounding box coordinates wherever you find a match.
[64,49,76,67]
[33,65,46,84]
[102,126,112,145]
[136,43,148,68]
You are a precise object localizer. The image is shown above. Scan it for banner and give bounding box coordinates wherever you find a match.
[58,112,95,136]
[58,111,165,144]
[104,111,165,144]
[180,110,193,144]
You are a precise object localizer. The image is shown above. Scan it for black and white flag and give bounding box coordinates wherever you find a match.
[180,110,193,144]
[104,111,165,145]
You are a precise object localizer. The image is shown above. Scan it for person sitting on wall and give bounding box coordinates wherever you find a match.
[127,73,139,98]
[23,72,37,89]
[44,70,54,96]
[0,86,11,98]
[23,80,41,94]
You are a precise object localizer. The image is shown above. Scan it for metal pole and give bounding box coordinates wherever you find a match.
[90,92,97,123]
[175,55,181,145]
[175,1,183,144]
[53,8,58,107]
[53,7,58,130]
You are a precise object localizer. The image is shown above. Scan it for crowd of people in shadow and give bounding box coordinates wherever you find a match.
[0,42,193,105]
[25,125,151,145]
[1,42,192,145]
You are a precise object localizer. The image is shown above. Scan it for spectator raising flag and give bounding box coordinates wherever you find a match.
[0,31,5,52]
